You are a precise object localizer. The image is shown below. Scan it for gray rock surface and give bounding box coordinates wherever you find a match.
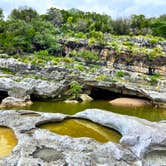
[0,57,166,107]
[0,97,32,107]
[0,109,165,166]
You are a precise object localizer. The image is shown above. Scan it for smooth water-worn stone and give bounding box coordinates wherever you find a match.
[75,109,166,158]
[0,109,165,165]
[80,94,93,102]
[1,97,32,108]
[64,100,79,104]
[109,98,151,107]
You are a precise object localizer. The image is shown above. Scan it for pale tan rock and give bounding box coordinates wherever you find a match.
[64,100,79,104]
[80,94,93,102]
[109,98,151,107]
[0,97,32,108]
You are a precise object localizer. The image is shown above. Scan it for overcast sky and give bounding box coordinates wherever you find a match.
[0,0,166,18]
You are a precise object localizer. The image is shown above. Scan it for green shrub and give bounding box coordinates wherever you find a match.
[122,41,134,47]
[70,81,83,99]
[75,32,87,39]
[150,77,158,85]
[34,50,49,57]
[150,38,158,45]
[78,50,99,61]
[74,64,85,71]
[96,74,107,81]
[148,47,163,60]
[149,74,160,85]
[88,37,96,46]
[69,50,77,56]
[116,70,125,77]
[52,57,73,65]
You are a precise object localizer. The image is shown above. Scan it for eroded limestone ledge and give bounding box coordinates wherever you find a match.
[0,57,166,108]
[0,109,165,166]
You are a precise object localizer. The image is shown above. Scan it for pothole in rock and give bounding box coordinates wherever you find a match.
[0,126,17,158]
[143,150,166,166]
[38,119,121,143]
[32,147,64,162]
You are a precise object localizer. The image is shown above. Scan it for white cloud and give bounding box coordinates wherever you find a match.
[0,0,166,18]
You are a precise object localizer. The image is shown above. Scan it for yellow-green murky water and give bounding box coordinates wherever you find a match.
[0,127,17,158]
[39,119,121,143]
[17,100,166,121]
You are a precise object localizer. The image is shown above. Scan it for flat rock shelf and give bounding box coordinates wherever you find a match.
[0,109,165,165]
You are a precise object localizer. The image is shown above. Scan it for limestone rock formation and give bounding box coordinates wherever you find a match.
[80,94,93,102]
[0,57,166,108]
[0,97,32,108]
[0,109,165,165]
[109,98,151,107]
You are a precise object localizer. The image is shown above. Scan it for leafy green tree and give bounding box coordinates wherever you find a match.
[10,6,38,22]
[0,20,35,54]
[130,14,151,35]
[74,18,88,32]
[112,18,130,35]
[0,8,4,20]
[44,7,63,26]
[31,18,62,54]
[151,15,166,38]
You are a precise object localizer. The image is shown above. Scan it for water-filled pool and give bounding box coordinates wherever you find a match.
[20,100,166,121]
[0,126,17,158]
[38,119,121,143]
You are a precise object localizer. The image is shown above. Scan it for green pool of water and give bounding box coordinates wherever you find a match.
[15,100,166,121]
[38,119,121,143]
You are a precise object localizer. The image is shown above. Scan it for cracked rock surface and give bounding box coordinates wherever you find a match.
[0,109,165,166]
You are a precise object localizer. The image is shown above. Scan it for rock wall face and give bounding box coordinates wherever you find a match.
[0,56,166,107]
[60,39,166,76]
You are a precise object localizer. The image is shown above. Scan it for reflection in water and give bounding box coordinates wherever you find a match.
[17,100,166,121]
[39,119,121,143]
[0,127,17,158]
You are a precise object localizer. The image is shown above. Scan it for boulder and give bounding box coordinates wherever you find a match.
[109,98,151,107]
[0,97,32,107]
[80,94,93,102]
[64,100,79,104]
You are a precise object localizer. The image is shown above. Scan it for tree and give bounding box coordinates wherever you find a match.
[151,15,166,38]
[130,14,150,35]
[0,8,4,20]
[74,18,88,32]
[31,18,62,54]
[10,6,38,22]
[45,7,63,26]
[0,20,35,54]
[112,18,130,35]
